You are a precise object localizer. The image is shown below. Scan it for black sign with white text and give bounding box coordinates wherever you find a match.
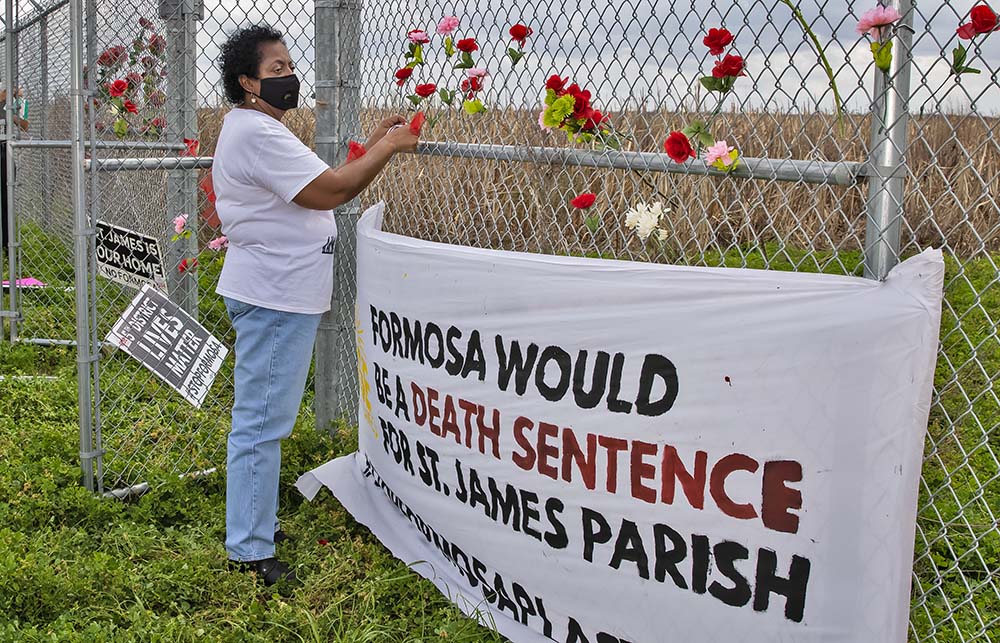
[96,221,167,291]
[107,286,228,407]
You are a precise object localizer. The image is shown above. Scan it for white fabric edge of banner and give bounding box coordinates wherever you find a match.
[296,455,554,643]
[357,201,945,292]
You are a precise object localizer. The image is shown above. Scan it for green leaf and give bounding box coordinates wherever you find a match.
[584,215,601,233]
[507,48,525,65]
[462,98,486,115]
[871,41,893,73]
[444,37,455,57]
[438,88,456,106]
[407,95,422,107]
[958,66,982,75]
[681,120,715,148]
[597,131,622,151]
[113,118,128,140]
[952,44,968,69]
[699,75,734,93]
[407,42,416,58]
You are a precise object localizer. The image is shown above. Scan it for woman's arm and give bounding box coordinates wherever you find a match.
[294,126,419,210]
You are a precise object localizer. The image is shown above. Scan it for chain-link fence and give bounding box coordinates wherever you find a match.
[2,0,998,639]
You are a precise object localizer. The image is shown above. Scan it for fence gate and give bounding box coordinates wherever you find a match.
[2,0,998,639]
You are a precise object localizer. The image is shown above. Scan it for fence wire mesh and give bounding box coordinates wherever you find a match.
[2,0,998,639]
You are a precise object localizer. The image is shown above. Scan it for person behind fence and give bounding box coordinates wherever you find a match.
[214,24,419,585]
[0,86,29,259]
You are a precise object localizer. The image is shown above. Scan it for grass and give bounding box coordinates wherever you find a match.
[0,343,506,642]
[1,238,998,641]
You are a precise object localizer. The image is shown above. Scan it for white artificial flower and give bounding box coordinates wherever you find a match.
[624,201,670,241]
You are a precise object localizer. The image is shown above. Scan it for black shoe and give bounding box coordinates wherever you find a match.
[229,557,297,586]
[274,529,292,544]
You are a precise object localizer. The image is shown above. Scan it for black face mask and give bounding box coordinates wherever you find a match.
[256,73,300,110]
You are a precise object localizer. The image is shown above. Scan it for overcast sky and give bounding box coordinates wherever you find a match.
[192,0,999,115]
[6,0,999,115]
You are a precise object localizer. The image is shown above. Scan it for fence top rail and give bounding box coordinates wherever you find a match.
[0,0,68,38]
[84,144,866,186]
[418,142,865,186]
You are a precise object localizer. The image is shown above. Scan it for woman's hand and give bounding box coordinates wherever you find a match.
[366,115,407,149]
[382,124,419,154]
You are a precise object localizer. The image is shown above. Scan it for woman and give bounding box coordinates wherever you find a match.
[214,25,418,585]
[1,86,29,260]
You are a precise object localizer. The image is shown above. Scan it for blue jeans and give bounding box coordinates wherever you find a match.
[224,297,322,562]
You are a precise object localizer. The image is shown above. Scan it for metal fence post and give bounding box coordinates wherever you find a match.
[68,0,95,491]
[863,0,913,280]
[161,0,199,315]
[314,0,361,433]
[3,1,21,343]
[39,13,50,231]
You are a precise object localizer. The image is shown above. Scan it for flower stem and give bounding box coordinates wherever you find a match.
[778,0,845,129]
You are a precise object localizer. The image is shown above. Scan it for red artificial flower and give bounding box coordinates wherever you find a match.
[415,83,437,98]
[570,193,596,209]
[346,141,367,162]
[580,108,608,132]
[97,45,127,67]
[148,33,167,55]
[183,138,199,156]
[199,171,220,228]
[141,55,157,69]
[394,67,414,86]
[460,76,483,95]
[318,539,329,546]
[456,38,478,53]
[703,28,734,56]
[712,54,746,78]
[663,131,696,163]
[545,74,568,93]
[199,172,216,203]
[151,116,167,129]
[409,111,426,135]
[123,100,138,114]
[971,4,998,32]
[407,28,430,44]
[139,17,154,30]
[108,79,128,97]
[957,22,979,39]
[564,83,592,118]
[126,71,143,87]
[178,258,197,273]
[509,23,533,47]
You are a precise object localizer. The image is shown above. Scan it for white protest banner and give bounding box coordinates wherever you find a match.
[95,221,168,292]
[107,285,228,407]
[298,202,944,643]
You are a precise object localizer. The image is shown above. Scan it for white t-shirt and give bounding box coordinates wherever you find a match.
[213,108,337,314]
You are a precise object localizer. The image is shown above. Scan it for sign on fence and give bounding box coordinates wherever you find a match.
[297,203,944,643]
[107,285,227,407]
[95,221,168,292]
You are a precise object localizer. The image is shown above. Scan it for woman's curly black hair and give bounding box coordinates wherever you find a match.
[218,24,285,105]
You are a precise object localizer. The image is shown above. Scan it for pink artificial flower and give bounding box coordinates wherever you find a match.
[856,6,902,40]
[466,67,489,79]
[538,110,551,131]
[704,140,736,166]
[207,235,229,250]
[173,214,187,234]
[436,16,460,35]
[407,29,430,44]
